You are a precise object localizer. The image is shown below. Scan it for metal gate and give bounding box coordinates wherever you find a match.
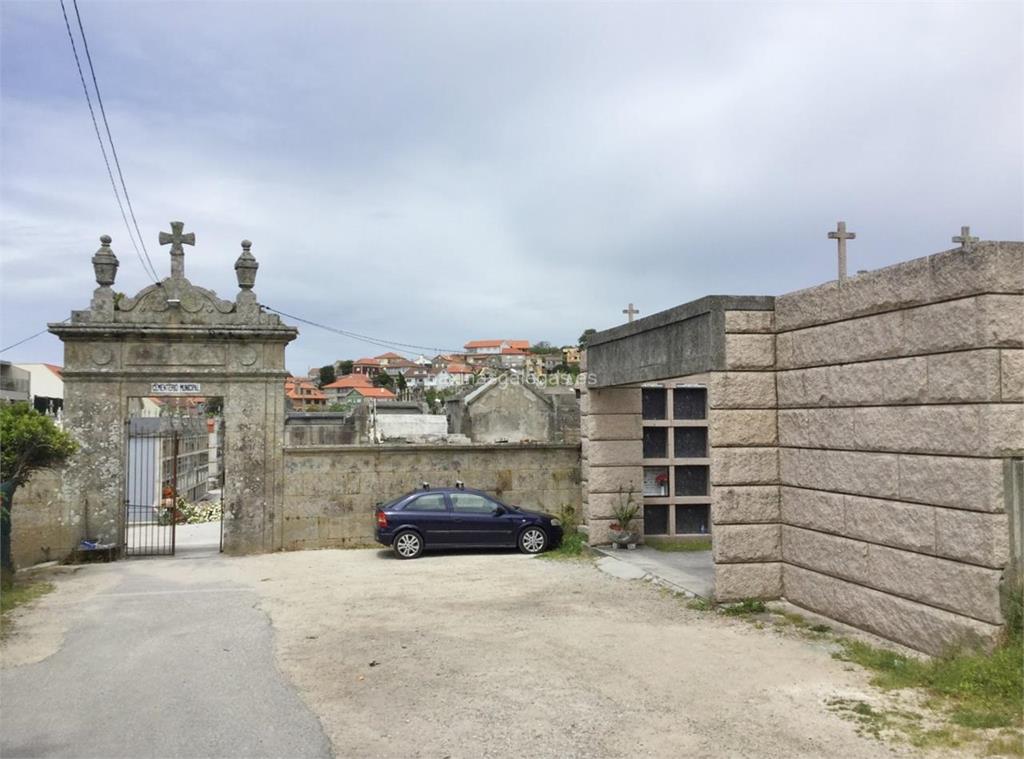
[124,418,179,556]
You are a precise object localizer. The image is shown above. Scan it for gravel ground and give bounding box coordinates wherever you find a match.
[3,548,917,758]
[226,549,904,759]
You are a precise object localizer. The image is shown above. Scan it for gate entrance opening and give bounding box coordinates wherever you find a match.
[124,396,225,558]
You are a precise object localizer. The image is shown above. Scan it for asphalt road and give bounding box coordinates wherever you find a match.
[1,555,330,759]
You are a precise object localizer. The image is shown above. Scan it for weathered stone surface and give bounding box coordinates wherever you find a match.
[779,405,1024,457]
[1002,350,1024,401]
[713,524,781,562]
[724,310,774,333]
[783,526,1003,623]
[11,469,77,569]
[715,562,782,601]
[930,241,1024,301]
[284,445,582,544]
[708,371,776,409]
[776,310,903,370]
[780,448,899,500]
[898,455,1004,512]
[777,357,927,407]
[843,495,934,553]
[723,334,775,369]
[976,295,1024,347]
[780,487,845,533]
[783,564,1001,656]
[712,485,780,524]
[708,409,777,446]
[585,413,641,441]
[587,439,642,467]
[777,295,1022,371]
[586,492,638,520]
[778,408,852,450]
[587,387,641,415]
[711,447,778,485]
[927,350,1002,403]
[935,509,1010,568]
[775,281,841,332]
[587,464,643,495]
[838,256,933,321]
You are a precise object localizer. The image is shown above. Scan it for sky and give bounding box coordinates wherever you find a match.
[1,1,1021,375]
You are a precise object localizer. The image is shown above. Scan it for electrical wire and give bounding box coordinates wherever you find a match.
[59,0,160,284]
[260,305,465,356]
[0,320,69,354]
[71,0,160,283]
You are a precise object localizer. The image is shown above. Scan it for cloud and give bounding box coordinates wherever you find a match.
[1,1,1020,373]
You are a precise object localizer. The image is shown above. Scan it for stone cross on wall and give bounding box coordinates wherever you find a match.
[622,303,639,323]
[159,220,195,279]
[828,221,856,284]
[953,226,979,250]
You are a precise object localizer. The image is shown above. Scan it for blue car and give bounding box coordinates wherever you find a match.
[374,485,564,559]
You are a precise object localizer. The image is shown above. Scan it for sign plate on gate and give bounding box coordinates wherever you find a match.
[151,382,201,395]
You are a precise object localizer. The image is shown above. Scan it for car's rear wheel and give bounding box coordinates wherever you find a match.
[518,526,547,554]
[393,531,423,559]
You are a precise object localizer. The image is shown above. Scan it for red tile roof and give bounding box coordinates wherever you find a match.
[354,357,381,365]
[323,374,372,389]
[353,387,397,399]
[464,339,529,350]
[445,362,474,374]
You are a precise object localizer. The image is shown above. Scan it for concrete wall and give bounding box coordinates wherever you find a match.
[281,444,582,550]
[774,241,1023,654]
[376,413,448,442]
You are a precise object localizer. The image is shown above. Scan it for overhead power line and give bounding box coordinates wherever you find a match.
[0,320,68,355]
[59,0,160,284]
[260,305,466,356]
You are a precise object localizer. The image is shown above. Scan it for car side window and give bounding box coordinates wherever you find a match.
[405,493,448,512]
[451,493,497,514]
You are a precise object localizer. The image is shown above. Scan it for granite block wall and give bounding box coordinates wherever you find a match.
[281,444,582,550]
[775,241,1023,653]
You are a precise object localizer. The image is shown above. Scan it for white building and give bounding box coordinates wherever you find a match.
[13,363,64,415]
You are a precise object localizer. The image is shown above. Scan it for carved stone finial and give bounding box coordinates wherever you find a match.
[92,234,119,287]
[235,239,259,291]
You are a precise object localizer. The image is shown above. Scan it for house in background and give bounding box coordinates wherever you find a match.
[329,384,397,412]
[322,373,373,405]
[0,361,30,404]
[463,339,530,355]
[285,376,327,410]
[14,363,64,415]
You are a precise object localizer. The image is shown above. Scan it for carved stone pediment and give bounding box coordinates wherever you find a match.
[116,277,237,323]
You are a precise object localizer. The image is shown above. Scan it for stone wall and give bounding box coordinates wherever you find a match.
[281,444,582,550]
[775,242,1023,653]
[10,468,80,569]
[710,309,782,601]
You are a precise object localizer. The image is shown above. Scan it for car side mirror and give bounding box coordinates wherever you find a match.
[492,506,505,516]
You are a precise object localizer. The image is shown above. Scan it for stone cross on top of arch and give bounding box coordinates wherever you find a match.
[159,220,195,279]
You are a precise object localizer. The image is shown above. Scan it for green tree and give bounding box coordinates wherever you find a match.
[319,364,336,387]
[1,405,78,585]
[336,360,354,376]
[578,328,597,348]
[373,371,394,389]
[395,373,408,393]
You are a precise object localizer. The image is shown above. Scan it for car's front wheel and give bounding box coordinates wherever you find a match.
[393,531,423,559]
[518,526,547,554]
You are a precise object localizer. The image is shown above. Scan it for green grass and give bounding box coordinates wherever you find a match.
[721,598,766,616]
[646,538,712,552]
[835,637,1024,732]
[540,531,589,560]
[1,580,55,632]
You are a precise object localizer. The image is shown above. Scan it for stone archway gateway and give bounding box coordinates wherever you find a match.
[50,223,297,554]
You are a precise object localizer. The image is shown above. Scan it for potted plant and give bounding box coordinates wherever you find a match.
[609,487,640,549]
